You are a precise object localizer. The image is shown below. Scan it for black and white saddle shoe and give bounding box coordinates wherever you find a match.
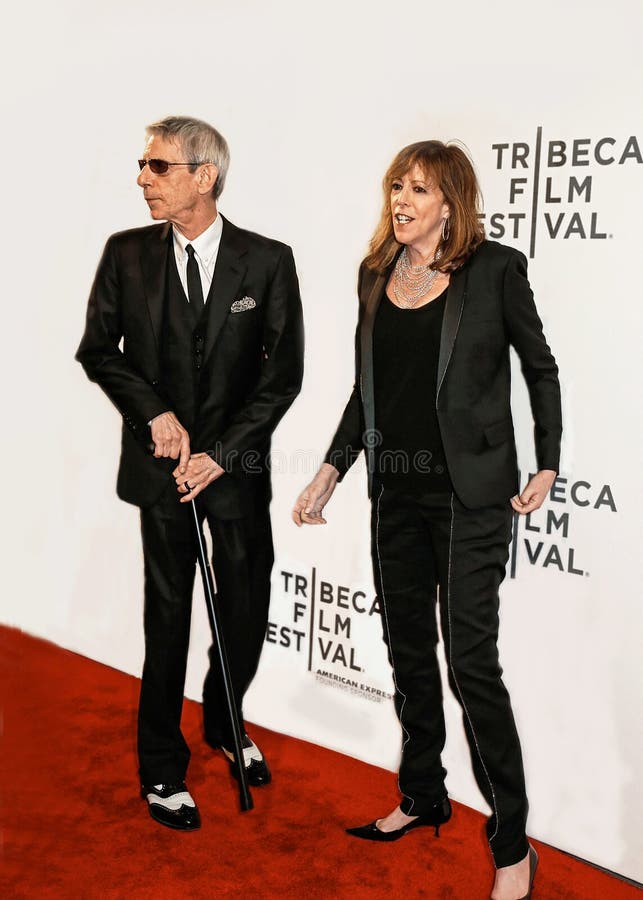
[222,735,272,787]
[141,782,201,831]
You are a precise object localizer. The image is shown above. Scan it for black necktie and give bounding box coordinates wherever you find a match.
[186,244,204,316]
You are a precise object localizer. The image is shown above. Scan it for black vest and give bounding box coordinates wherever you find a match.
[158,248,211,432]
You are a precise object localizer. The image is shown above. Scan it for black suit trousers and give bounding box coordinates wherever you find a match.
[371,483,528,868]
[137,482,273,784]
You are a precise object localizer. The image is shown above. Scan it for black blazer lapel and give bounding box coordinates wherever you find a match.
[436,264,469,400]
[202,217,247,366]
[360,269,387,478]
[139,223,171,355]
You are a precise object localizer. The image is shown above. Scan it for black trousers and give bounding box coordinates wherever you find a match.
[137,482,273,784]
[371,483,529,868]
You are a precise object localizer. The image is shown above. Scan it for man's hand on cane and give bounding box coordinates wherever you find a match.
[174,454,225,502]
[150,412,191,472]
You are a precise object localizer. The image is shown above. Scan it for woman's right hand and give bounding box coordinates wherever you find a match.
[292,463,340,526]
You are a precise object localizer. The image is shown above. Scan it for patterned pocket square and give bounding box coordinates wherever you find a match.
[230,296,256,313]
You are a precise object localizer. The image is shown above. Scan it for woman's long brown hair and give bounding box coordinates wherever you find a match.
[364,141,485,274]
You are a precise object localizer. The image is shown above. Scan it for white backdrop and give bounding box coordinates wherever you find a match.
[2,0,641,884]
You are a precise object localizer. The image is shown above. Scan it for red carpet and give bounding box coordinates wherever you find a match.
[1,626,638,899]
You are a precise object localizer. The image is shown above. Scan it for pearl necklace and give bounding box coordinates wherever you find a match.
[393,247,442,307]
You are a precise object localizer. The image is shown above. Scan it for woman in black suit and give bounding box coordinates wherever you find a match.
[293,141,561,900]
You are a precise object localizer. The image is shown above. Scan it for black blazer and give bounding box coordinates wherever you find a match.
[77,216,304,517]
[326,240,562,509]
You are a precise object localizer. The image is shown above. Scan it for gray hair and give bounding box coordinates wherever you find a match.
[146,115,230,200]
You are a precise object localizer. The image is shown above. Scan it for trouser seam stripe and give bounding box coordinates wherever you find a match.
[375,484,415,815]
[445,492,500,846]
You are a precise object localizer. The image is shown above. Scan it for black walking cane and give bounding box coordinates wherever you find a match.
[189,498,254,812]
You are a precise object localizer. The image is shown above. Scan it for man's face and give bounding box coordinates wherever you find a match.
[137,134,202,226]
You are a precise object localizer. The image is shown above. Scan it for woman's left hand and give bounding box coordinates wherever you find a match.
[510,469,557,515]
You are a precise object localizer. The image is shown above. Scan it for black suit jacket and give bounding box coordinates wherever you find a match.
[326,240,562,509]
[77,216,304,517]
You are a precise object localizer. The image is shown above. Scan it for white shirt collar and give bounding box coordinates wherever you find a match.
[172,214,223,267]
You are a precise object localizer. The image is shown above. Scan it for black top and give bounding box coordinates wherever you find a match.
[325,242,561,508]
[373,287,453,491]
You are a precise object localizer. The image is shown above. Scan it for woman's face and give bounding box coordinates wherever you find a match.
[390,163,449,254]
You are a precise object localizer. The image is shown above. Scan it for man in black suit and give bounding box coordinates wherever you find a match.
[77,116,304,830]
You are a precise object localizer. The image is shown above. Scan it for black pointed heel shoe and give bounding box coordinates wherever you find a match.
[346,797,452,842]
[518,845,538,900]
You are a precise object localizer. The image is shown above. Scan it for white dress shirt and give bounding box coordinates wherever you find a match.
[172,214,223,302]
[149,215,224,424]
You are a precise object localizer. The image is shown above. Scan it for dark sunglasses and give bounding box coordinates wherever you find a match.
[137,158,209,175]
